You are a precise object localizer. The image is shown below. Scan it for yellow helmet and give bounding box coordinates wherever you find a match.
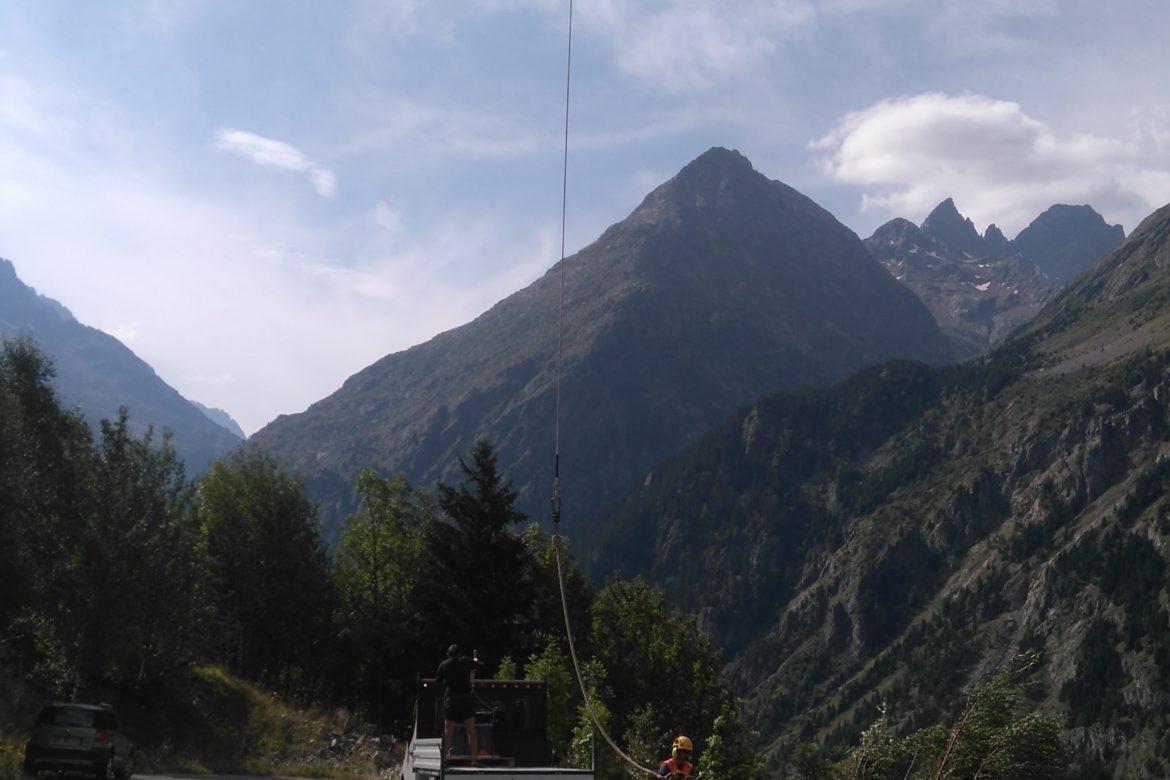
[672,735,693,752]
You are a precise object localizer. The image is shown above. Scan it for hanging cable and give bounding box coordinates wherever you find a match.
[550,2,659,777]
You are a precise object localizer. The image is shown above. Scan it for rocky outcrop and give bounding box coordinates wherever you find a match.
[867,200,1125,359]
[594,200,1170,775]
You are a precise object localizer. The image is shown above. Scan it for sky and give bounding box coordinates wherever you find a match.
[2,0,1169,436]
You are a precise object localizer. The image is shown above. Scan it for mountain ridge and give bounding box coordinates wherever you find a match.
[866,199,1125,357]
[0,258,241,473]
[250,147,955,540]
[586,198,1170,775]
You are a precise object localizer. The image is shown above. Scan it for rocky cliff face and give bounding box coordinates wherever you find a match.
[0,258,241,472]
[866,200,1125,358]
[593,201,1170,776]
[1015,204,1127,285]
[249,147,954,541]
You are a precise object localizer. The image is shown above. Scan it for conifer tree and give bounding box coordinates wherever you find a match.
[414,439,539,669]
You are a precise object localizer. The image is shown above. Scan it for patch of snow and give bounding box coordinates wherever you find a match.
[973,282,991,291]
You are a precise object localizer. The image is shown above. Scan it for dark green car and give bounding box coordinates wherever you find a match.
[23,702,134,780]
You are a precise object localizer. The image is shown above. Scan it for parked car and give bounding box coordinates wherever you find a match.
[23,702,134,780]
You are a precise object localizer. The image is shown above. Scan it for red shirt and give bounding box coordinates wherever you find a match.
[658,756,694,778]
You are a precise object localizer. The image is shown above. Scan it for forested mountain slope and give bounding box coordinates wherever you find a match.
[589,202,1170,777]
[249,147,953,541]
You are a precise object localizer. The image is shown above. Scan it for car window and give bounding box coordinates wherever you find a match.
[95,711,118,730]
[39,707,97,728]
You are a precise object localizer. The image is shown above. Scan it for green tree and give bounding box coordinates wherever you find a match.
[522,524,594,664]
[700,700,763,780]
[1,339,205,695]
[415,440,540,667]
[196,446,334,693]
[524,638,576,764]
[568,659,613,774]
[75,410,203,688]
[331,468,432,721]
[837,652,1070,779]
[0,338,95,690]
[589,578,729,769]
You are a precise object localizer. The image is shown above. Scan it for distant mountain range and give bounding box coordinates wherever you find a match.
[248,147,956,540]
[587,200,1170,775]
[865,199,1124,357]
[0,258,242,473]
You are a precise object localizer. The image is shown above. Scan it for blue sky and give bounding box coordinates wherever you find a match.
[2,0,1169,435]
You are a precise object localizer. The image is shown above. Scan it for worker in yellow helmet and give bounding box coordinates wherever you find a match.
[657,735,694,778]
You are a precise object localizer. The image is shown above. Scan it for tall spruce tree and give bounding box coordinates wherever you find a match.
[414,440,540,670]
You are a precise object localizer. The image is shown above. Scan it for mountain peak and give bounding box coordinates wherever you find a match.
[251,147,953,539]
[650,146,764,210]
[681,146,755,175]
[984,224,1011,256]
[1012,204,1125,284]
[629,146,833,237]
[921,198,985,257]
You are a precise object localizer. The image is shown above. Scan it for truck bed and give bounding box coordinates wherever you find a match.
[405,736,595,779]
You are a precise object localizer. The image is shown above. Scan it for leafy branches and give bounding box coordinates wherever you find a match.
[826,652,1069,780]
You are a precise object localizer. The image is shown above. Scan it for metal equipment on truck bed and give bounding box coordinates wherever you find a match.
[401,678,594,780]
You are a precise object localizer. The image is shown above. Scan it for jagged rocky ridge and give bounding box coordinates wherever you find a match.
[866,199,1124,357]
[248,147,954,540]
[589,202,1170,776]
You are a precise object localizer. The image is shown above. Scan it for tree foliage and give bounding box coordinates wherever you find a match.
[413,439,541,666]
[1,339,205,696]
[195,446,334,691]
[331,467,433,720]
[1,337,1074,780]
[825,652,1069,780]
[589,577,748,776]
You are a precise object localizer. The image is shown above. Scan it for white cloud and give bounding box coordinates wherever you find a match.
[214,129,337,197]
[813,92,1170,235]
[581,0,813,93]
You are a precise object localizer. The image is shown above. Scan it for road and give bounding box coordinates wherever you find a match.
[136,775,323,780]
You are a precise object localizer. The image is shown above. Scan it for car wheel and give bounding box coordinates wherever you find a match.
[95,754,113,780]
[115,749,135,780]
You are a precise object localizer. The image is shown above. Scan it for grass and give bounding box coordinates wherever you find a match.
[0,729,25,780]
[0,666,394,780]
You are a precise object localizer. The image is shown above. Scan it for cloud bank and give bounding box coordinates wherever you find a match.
[812,93,1170,235]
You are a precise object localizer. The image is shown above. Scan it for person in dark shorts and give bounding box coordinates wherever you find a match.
[434,644,481,763]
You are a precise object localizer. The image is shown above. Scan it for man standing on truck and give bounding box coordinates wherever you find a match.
[435,644,480,764]
[657,735,694,778]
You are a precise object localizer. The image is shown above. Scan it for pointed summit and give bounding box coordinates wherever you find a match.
[921,198,985,257]
[251,148,954,539]
[629,146,831,236]
[984,224,1011,256]
[1012,204,1125,284]
[679,146,756,177]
